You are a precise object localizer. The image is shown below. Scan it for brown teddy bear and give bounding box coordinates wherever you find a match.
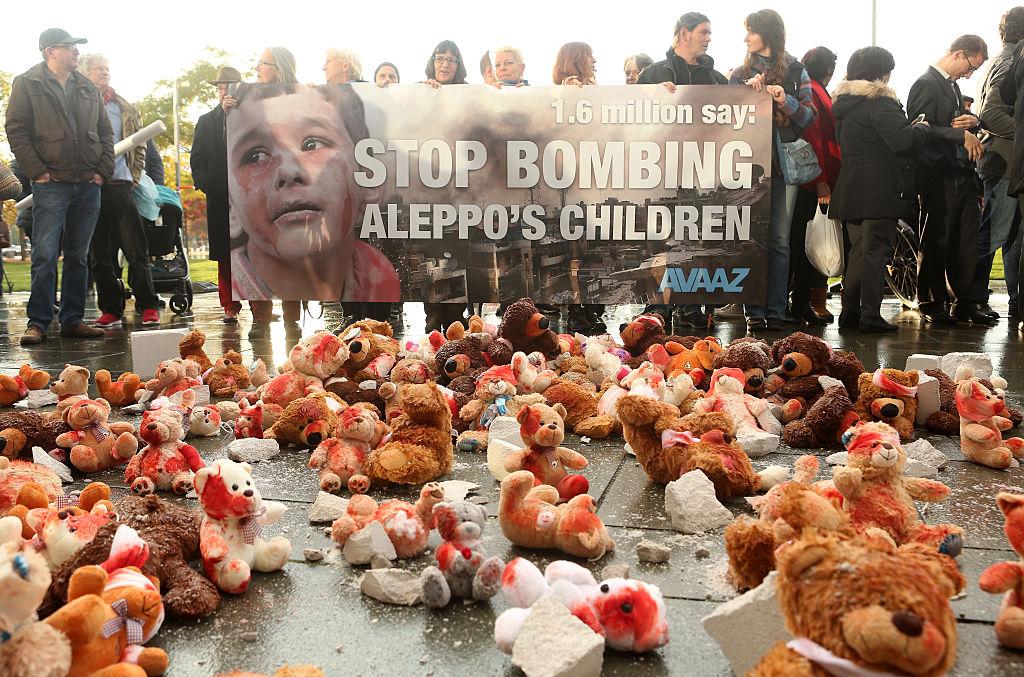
[782,381,860,449]
[455,365,518,453]
[207,350,251,398]
[502,402,589,501]
[765,332,833,409]
[434,335,512,385]
[542,379,618,438]
[749,527,962,676]
[0,411,72,460]
[854,368,919,440]
[828,349,866,402]
[338,318,394,339]
[922,368,960,435]
[56,398,139,473]
[40,493,220,620]
[48,364,90,422]
[618,313,696,367]
[266,392,346,448]
[498,298,561,358]
[0,365,50,407]
[324,377,386,418]
[362,382,453,486]
[95,369,142,407]
[713,339,773,397]
[616,394,787,498]
[178,328,213,373]
[336,326,400,382]
[145,358,201,400]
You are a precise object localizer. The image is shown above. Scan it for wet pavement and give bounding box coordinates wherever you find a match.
[3,290,1024,676]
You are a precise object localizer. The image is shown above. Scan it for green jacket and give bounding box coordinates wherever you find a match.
[5,62,114,183]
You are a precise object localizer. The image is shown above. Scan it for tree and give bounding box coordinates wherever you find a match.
[0,68,13,151]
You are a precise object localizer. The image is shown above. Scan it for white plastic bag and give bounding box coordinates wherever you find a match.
[805,208,844,277]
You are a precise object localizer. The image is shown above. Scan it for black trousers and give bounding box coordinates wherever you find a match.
[90,182,158,315]
[843,219,897,321]
[916,169,982,307]
[790,187,828,302]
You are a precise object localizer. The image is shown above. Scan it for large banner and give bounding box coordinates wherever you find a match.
[226,82,773,304]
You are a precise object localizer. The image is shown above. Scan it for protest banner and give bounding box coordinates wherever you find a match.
[226,82,773,304]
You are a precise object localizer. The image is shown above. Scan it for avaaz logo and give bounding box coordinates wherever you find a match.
[658,268,750,293]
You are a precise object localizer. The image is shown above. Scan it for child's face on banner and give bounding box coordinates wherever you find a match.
[229,89,364,261]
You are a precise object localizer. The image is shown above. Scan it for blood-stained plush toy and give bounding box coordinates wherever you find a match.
[207,350,251,398]
[494,558,668,654]
[95,369,143,407]
[309,405,387,493]
[502,403,589,501]
[584,340,629,387]
[510,351,557,395]
[378,358,432,423]
[362,382,454,486]
[420,501,504,607]
[764,332,835,418]
[956,378,1024,469]
[189,405,224,437]
[56,398,139,473]
[7,480,112,542]
[498,298,561,359]
[258,331,349,407]
[781,380,860,450]
[693,368,782,438]
[713,339,773,397]
[266,392,346,448]
[0,457,62,512]
[48,364,90,422]
[234,399,283,440]
[979,492,1024,649]
[855,368,919,440]
[618,312,692,368]
[179,329,213,374]
[455,365,518,453]
[0,410,72,460]
[194,459,292,594]
[24,489,116,570]
[125,406,206,496]
[144,358,201,400]
[331,483,445,558]
[542,379,618,439]
[834,422,963,551]
[498,470,614,559]
[0,365,50,407]
[336,325,399,382]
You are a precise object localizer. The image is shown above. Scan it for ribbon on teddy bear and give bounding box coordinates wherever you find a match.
[660,429,700,449]
[81,421,111,442]
[102,598,145,645]
[871,369,918,398]
[239,505,267,544]
[786,638,899,677]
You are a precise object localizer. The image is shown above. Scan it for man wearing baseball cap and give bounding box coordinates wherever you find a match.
[5,28,113,345]
[190,65,243,322]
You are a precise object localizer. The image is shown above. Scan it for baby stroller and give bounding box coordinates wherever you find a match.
[143,185,192,314]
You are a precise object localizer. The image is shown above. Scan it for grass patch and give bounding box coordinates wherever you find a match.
[1,258,218,293]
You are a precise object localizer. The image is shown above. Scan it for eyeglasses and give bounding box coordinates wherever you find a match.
[965,53,978,73]
[433,55,458,65]
[50,44,77,51]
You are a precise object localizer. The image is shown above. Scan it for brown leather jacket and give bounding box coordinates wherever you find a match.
[4,62,114,183]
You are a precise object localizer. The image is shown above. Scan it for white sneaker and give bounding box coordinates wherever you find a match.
[713,304,744,319]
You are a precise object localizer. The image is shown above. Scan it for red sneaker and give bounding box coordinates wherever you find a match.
[95,313,122,328]
[141,309,160,326]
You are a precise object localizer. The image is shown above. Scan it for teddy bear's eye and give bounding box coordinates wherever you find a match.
[600,583,609,593]
[68,526,76,533]
[620,602,632,613]
[232,484,239,491]
[245,480,251,486]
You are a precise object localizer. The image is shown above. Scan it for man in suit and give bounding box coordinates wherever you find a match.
[908,35,990,325]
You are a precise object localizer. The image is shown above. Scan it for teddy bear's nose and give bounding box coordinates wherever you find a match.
[892,611,924,637]
[243,489,254,497]
[547,423,558,429]
[147,423,157,431]
[350,340,363,353]
[748,375,763,387]
[307,432,323,446]
[783,358,797,372]
[880,403,899,418]
[619,323,628,333]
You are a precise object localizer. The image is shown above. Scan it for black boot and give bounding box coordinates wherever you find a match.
[793,298,828,326]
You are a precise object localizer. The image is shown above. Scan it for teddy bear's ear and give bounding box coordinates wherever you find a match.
[552,403,567,422]
[240,462,254,475]
[996,492,1024,518]
[67,564,110,601]
[74,366,89,379]
[778,540,830,580]
[193,467,213,496]
[96,398,111,413]
[516,405,533,425]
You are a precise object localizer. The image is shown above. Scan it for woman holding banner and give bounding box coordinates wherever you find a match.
[731,9,817,333]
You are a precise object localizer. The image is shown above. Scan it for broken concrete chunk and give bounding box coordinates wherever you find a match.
[636,540,671,564]
[624,442,635,456]
[487,439,520,481]
[737,430,780,458]
[303,548,324,562]
[23,390,59,409]
[369,554,391,570]
[903,438,949,469]
[227,437,281,463]
[905,354,942,372]
[343,521,397,565]
[439,480,479,502]
[940,352,992,379]
[512,596,604,677]
[487,416,523,448]
[903,457,938,479]
[32,446,73,483]
[694,548,711,559]
[600,564,630,580]
[664,471,733,534]
[914,372,941,426]
[360,568,422,606]
[702,571,791,676]
[308,492,349,523]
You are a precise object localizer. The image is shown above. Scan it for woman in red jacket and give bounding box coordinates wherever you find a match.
[790,47,842,324]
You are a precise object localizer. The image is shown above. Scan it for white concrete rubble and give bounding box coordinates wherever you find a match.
[664,471,733,534]
[23,390,58,409]
[941,352,993,379]
[344,521,397,564]
[636,540,671,564]
[488,416,523,448]
[915,372,941,426]
[487,439,520,481]
[903,438,949,469]
[227,437,281,463]
[511,596,604,677]
[905,354,942,372]
[702,572,791,676]
[32,446,73,483]
[130,327,189,377]
[308,492,349,523]
[360,568,422,606]
[439,480,480,502]
[738,430,780,458]
[903,458,938,479]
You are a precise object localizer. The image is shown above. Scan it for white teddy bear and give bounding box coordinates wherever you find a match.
[694,368,783,437]
[510,351,557,394]
[194,459,292,594]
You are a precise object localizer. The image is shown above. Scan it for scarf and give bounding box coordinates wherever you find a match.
[102,86,117,105]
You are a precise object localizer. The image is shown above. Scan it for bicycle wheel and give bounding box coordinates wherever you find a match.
[885,221,920,310]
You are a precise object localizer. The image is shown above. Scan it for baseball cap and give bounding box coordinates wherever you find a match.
[39,28,87,52]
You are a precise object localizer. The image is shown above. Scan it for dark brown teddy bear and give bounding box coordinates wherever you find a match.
[0,411,72,459]
[40,493,220,621]
[923,369,959,435]
[618,313,697,367]
[324,377,386,417]
[782,383,860,449]
[498,298,561,358]
[434,335,513,385]
[713,339,773,397]
[828,349,866,402]
[765,332,841,418]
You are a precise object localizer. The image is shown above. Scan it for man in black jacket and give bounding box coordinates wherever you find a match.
[636,12,727,331]
[190,66,241,322]
[907,35,990,325]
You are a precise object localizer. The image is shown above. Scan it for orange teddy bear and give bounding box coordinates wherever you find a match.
[0,364,50,407]
[95,370,143,407]
[502,403,589,502]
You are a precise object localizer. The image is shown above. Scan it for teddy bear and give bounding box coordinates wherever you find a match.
[266,391,346,448]
[583,340,629,387]
[501,402,590,502]
[713,339,773,397]
[41,493,221,621]
[510,351,557,394]
[43,551,170,676]
[764,332,836,417]
[308,405,387,493]
[24,493,116,569]
[828,349,867,402]
[362,382,454,486]
[921,368,960,435]
[6,480,112,542]
[693,368,783,440]
[0,410,72,460]
[190,405,224,437]
[257,331,349,407]
[542,379,619,438]
[95,369,143,407]
[434,335,508,386]
[179,328,213,374]
[0,457,62,512]
[338,318,395,339]
[194,459,291,594]
[853,368,919,440]
[376,358,432,424]
[331,483,446,558]
[335,325,399,382]
[207,350,251,398]
[125,406,207,495]
[748,527,962,676]
[56,398,139,473]
[834,422,963,550]
[498,470,614,559]
[617,312,694,367]
[455,365,519,454]
[419,501,504,608]
[494,558,669,654]
[616,394,788,498]
[782,379,861,449]
[48,364,90,422]
[0,541,73,677]
[955,377,1024,469]
[498,298,561,359]
[979,492,1024,649]
[0,364,50,407]
[324,377,386,417]
[144,358,201,400]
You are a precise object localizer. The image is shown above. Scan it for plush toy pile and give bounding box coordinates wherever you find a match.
[3,301,1024,674]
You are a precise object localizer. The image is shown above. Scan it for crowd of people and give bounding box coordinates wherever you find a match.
[4,8,1024,345]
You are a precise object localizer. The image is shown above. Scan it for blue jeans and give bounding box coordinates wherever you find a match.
[27,181,101,329]
[746,178,797,319]
[973,174,1021,306]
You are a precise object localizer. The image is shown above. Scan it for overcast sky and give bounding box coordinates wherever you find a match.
[0,1,1012,114]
